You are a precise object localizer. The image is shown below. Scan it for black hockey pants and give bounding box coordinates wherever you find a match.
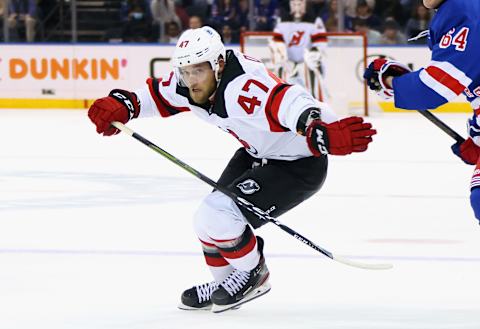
[216,148,328,229]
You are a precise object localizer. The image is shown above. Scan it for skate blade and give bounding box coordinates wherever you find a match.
[178,303,212,311]
[178,303,241,312]
[211,282,271,314]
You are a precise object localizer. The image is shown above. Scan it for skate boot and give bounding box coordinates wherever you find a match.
[178,281,218,310]
[211,236,271,313]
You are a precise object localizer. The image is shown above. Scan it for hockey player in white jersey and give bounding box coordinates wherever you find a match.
[87,26,376,313]
[271,0,328,101]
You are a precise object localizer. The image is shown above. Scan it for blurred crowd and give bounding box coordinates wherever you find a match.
[0,0,434,44]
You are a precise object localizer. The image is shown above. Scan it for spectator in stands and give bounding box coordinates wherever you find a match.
[236,0,250,33]
[7,0,37,42]
[344,0,375,19]
[220,22,239,43]
[309,0,329,20]
[322,0,352,31]
[150,0,182,41]
[324,15,338,32]
[354,0,381,31]
[398,0,415,25]
[184,0,211,21]
[121,0,153,42]
[374,0,406,25]
[121,0,151,22]
[253,0,279,31]
[353,18,381,45]
[189,15,203,29]
[380,18,407,45]
[404,3,432,44]
[209,0,238,30]
[162,21,181,43]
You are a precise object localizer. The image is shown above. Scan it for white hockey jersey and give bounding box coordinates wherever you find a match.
[134,49,337,160]
[273,18,327,63]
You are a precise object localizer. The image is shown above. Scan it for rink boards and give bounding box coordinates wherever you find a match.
[0,43,472,113]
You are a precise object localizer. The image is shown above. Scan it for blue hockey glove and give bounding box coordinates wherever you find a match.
[363,58,411,100]
[467,113,480,144]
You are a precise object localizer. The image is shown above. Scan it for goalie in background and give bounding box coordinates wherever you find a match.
[363,0,480,225]
[270,0,329,101]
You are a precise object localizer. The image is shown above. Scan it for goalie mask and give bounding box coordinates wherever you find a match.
[171,26,226,87]
[290,0,306,20]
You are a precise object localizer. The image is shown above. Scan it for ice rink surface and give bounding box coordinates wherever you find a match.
[0,109,479,329]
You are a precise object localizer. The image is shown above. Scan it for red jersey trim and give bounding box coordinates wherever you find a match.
[265,84,291,132]
[311,33,328,43]
[272,32,284,42]
[146,78,190,117]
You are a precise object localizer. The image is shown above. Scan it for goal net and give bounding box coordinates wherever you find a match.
[240,32,369,116]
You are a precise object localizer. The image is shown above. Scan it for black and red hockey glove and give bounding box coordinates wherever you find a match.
[306,116,377,156]
[88,89,140,136]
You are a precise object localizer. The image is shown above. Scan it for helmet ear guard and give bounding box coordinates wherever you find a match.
[172,26,226,86]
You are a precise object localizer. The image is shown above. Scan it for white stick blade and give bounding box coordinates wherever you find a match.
[333,255,393,270]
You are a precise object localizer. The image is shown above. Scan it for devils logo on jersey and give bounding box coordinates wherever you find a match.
[288,31,305,47]
[237,179,261,195]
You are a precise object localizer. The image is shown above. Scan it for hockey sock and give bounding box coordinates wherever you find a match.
[213,226,260,272]
[200,239,233,282]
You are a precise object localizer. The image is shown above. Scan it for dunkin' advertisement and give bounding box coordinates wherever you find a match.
[0,44,469,112]
[0,44,175,108]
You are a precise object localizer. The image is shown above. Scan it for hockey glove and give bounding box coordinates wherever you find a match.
[306,116,377,156]
[467,112,480,145]
[363,58,411,100]
[88,89,140,136]
[451,138,480,165]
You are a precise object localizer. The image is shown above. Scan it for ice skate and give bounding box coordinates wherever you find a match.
[178,281,218,310]
[211,236,271,313]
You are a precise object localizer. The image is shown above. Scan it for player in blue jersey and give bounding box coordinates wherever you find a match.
[363,0,480,224]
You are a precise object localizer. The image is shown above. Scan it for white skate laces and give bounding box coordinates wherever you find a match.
[195,281,219,303]
[221,270,250,296]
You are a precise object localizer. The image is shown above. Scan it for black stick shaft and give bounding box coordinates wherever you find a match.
[120,125,334,260]
[111,121,392,270]
[417,110,465,143]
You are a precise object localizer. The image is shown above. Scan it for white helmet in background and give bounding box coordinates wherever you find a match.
[172,26,226,86]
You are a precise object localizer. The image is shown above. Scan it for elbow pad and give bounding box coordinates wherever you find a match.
[296,107,322,136]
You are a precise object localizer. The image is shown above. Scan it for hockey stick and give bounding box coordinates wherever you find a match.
[417,110,465,143]
[111,121,392,270]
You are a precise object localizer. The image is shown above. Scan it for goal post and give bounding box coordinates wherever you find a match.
[240,31,369,116]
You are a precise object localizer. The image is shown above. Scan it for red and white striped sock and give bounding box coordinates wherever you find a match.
[199,239,233,283]
[213,226,260,272]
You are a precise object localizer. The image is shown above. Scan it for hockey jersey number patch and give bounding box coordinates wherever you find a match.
[439,27,469,51]
[238,79,270,114]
